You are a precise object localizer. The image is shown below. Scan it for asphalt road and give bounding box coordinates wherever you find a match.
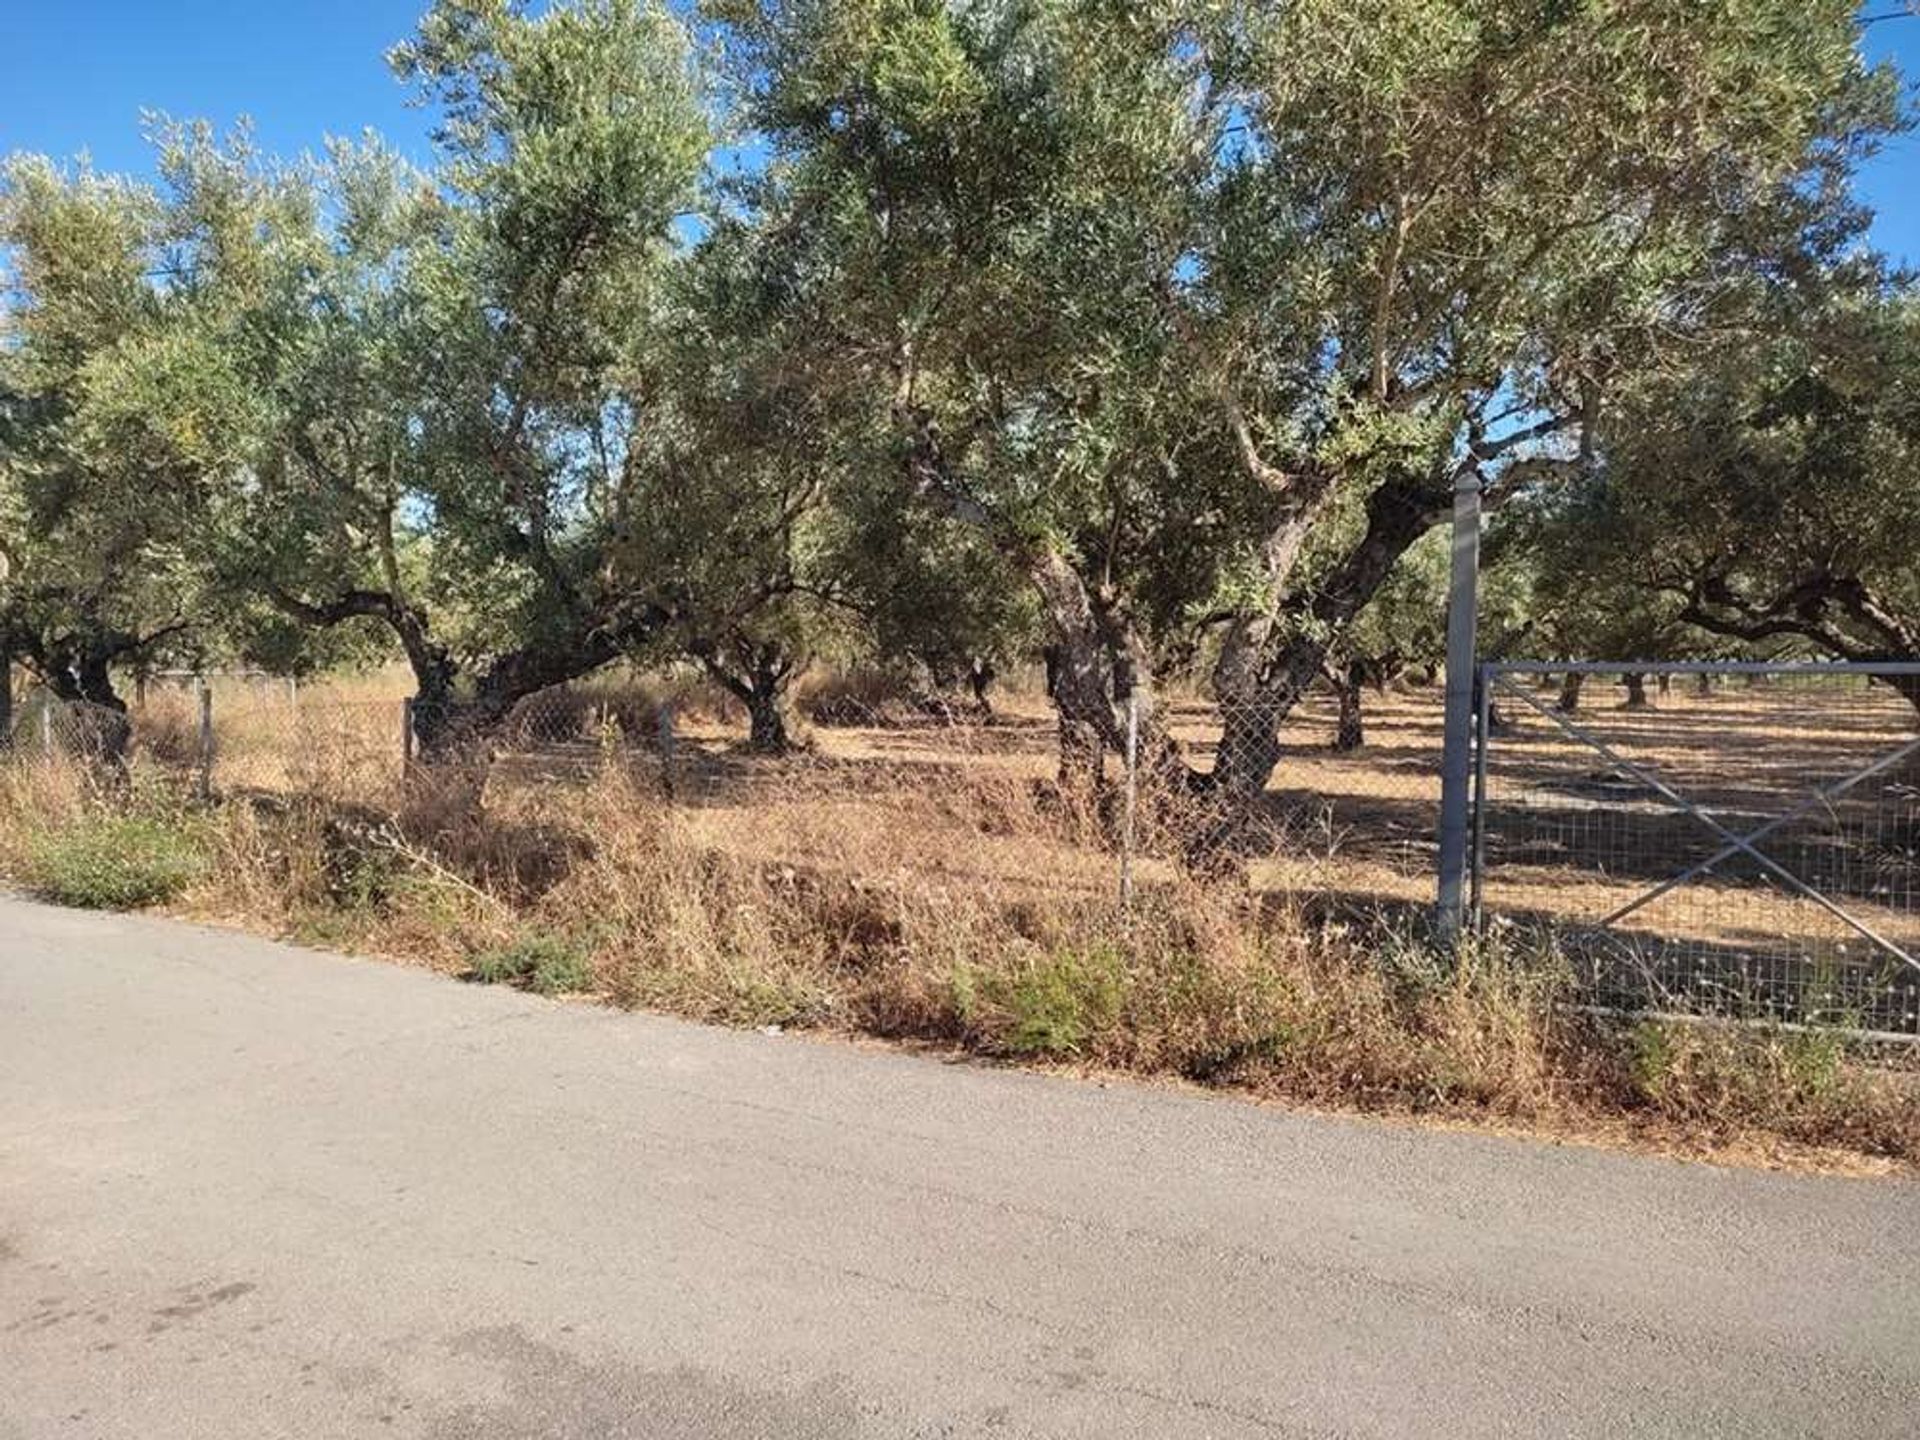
[2,897,1917,1438]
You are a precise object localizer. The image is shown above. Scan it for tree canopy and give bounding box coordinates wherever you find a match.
[2,0,1912,769]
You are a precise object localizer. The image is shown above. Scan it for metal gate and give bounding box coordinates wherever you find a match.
[1470,661,1920,1035]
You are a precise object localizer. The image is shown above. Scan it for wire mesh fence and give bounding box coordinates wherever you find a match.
[1474,662,1920,1035]
[2,669,1448,915]
[0,681,405,806]
[10,660,1915,1035]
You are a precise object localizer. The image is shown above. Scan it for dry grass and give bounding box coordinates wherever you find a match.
[2,709,1913,1173]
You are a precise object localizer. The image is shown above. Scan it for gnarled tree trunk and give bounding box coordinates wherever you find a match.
[1189,471,1446,862]
[746,689,789,753]
[408,638,636,761]
[1028,551,1128,788]
[1329,659,1366,752]
[968,657,995,714]
[268,582,664,765]
[17,632,140,768]
[695,638,798,756]
[898,388,1457,863]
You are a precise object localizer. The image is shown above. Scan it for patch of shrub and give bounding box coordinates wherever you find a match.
[796,666,925,727]
[325,826,407,912]
[1629,1018,1847,1116]
[1618,1016,1918,1160]
[468,932,594,996]
[960,945,1129,1057]
[24,815,204,910]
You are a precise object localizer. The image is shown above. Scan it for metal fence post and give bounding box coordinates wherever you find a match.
[196,679,214,803]
[1120,690,1139,915]
[1436,467,1482,940]
[657,699,677,801]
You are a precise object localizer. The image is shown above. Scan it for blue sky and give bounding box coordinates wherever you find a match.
[3,2,1918,262]
[1860,9,1920,262]
[1,3,439,173]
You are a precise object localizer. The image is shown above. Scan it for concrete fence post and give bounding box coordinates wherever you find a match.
[1435,467,1482,940]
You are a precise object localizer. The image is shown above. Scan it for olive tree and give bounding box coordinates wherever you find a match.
[1591,280,1920,713]
[203,0,711,749]
[0,154,228,723]
[1170,0,1899,827]
[703,0,1897,846]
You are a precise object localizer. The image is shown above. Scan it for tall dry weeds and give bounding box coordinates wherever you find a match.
[1,730,1913,1169]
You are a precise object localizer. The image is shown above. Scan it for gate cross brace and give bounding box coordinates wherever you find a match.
[1490,675,1920,975]
[1597,734,1920,933]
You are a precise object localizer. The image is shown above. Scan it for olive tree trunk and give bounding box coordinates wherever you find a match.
[696,638,799,756]
[1330,661,1366,752]
[967,657,995,714]
[745,683,791,754]
[1557,672,1585,713]
[1163,474,1450,866]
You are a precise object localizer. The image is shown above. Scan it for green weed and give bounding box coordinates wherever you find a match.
[971,945,1128,1057]
[468,932,594,995]
[24,815,204,910]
